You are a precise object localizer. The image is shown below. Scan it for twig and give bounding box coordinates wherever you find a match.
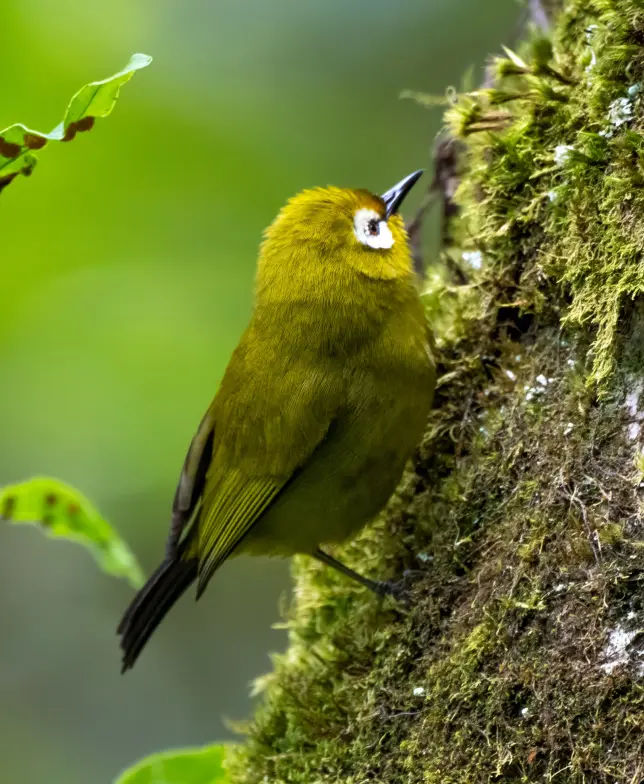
[407,132,464,276]
[407,0,551,272]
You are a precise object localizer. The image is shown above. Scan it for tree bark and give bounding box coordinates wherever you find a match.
[231,2,644,781]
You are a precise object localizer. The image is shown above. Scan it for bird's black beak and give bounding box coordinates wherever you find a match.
[380,169,423,220]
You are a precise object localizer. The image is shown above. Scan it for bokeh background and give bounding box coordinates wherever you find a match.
[0,2,518,781]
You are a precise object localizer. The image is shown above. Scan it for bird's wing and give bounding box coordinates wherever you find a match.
[169,330,346,595]
[194,468,286,595]
[166,408,216,557]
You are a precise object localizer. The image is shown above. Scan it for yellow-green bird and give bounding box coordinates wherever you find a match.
[118,170,435,671]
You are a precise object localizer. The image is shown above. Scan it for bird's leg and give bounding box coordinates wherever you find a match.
[312,547,399,598]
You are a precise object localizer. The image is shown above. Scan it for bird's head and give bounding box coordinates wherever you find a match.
[258,170,423,289]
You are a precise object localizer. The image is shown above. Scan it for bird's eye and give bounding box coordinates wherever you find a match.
[353,207,394,250]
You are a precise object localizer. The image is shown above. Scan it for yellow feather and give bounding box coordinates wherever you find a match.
[118,171,434,670]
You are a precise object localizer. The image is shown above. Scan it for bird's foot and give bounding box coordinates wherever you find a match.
[373,569,421,606]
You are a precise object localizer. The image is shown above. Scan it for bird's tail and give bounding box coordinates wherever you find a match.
[118,555,198,672]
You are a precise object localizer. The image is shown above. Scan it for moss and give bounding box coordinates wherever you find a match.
[229,2,644,782]
[450,0,644,388]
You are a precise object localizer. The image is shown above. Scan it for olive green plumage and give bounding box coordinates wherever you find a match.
[118,173,435,671]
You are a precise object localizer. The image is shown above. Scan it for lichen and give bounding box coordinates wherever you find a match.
[228,2,644,782]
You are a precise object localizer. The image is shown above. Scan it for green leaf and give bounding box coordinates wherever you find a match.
[0,477,143,588]
[114,745,232,784]
[0,52,152,191]
[501,45,528,71]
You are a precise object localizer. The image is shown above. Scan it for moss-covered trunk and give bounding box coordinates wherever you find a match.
[231,2,644,781]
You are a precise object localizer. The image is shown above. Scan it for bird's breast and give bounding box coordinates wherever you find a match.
[240,325,433,557]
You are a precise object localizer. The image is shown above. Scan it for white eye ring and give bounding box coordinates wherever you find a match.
[353,208,394,250]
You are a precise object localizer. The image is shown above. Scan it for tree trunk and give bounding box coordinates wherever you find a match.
[231,2,644,780]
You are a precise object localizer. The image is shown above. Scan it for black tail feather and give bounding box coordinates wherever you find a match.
[118,556,198,672]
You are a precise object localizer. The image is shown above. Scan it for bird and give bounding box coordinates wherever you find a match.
[118,170,435,671]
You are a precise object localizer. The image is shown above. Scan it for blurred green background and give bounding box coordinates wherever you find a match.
[0,1,518,782]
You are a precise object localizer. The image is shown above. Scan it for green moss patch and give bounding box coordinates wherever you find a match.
[230,2,644,781]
